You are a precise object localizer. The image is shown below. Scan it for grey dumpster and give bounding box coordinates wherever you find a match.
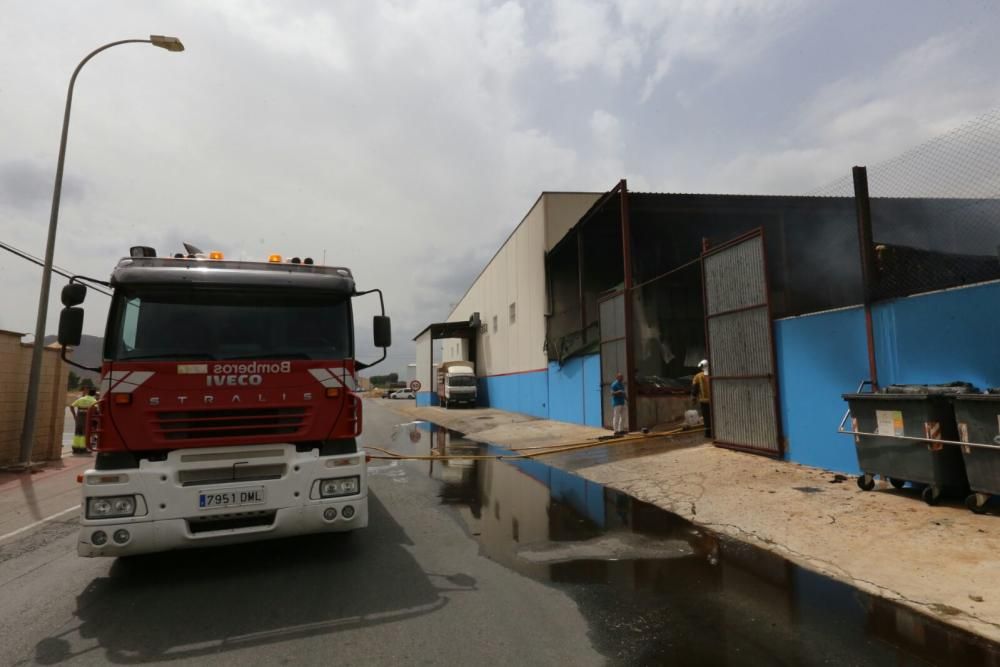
[953,391,1000,513]
[843,387,970,505]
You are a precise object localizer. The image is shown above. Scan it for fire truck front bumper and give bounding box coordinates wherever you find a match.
[77,445,368,557]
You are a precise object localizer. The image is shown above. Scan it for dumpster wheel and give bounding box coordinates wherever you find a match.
[965,493,989,514]
[921,486,942,506]
[887,477,907,490]
[857,474,876,491]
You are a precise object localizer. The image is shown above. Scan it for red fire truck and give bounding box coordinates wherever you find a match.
[57,244,391,557]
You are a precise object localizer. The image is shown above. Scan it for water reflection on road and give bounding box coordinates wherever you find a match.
[375,420,1000,666]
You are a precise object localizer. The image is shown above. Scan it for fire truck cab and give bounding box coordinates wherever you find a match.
[58,247,390,557]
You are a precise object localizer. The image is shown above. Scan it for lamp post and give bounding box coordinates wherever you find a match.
[17,35,184,467]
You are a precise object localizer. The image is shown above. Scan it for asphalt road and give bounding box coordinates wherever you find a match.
[0,400,604,666]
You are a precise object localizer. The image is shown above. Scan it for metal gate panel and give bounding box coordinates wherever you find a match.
[599,292,627,430]
[702,231,783,457]
[712,379,779,452]
[706,308,773,377]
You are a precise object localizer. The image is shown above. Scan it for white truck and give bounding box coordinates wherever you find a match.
[436,361,477,408]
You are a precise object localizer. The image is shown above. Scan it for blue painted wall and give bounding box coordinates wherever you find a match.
[775,307,868,474]
[478,370,548,418]
[775,280,1000,474]
[872,281,1000,389]
[548,358,583,423]
[582,354,603,427]
[471,355,602,425]
[415,391,438,407]
[546,354,603,427]
[508,454,606,528]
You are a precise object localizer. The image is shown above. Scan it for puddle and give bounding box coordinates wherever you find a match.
[377,421,1000,666]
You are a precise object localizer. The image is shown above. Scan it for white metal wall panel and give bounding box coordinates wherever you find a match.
[442,194,595,377]
[415,330,434,391]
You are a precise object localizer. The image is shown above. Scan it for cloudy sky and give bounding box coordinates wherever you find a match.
[2,0,999,375]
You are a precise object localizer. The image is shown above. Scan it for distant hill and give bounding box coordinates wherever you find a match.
[44,334,102,382]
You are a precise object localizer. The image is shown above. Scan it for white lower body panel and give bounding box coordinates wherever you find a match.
[78,444,367,557]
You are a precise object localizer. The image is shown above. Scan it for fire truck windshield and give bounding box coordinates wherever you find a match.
[107,287,352,362]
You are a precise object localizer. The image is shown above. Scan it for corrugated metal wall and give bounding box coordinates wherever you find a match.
[703,234,782,456]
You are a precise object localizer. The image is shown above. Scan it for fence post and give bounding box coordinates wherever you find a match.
[618,179,638,431]
[852,166,880,391]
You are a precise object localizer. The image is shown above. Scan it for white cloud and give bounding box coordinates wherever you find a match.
[210,0,353,72]
[712,29,1000,194]
[590,109,622,151]
[542,0,641,80]
[2,2,999,375]
[538,0,806,97]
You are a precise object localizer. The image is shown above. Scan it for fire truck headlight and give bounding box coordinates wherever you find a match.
[319,476,360,498]
[87,495,137,519]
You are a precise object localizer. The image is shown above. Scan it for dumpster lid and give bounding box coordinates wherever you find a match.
[882,382,979,396]
[844,381,979,401]
[954,391,1000,402]
[843,392,936,401]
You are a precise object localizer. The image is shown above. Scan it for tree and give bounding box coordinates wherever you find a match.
[369,372,400,387]
[67,371,81,390]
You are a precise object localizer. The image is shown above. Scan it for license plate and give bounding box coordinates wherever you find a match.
[198,486,266,510]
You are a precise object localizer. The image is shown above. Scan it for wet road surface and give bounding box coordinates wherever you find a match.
[379,410,1000,666]
[1,399,998,665]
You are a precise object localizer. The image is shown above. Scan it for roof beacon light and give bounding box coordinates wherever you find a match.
[268,254,282,263]
[290,257,301,264]
[129,246,157,258]
[209,251,224,260]
[304,257,314,265]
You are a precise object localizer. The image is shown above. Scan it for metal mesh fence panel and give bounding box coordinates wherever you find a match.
[813,109,1000,300]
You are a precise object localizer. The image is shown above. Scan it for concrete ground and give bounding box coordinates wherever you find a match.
[385,400,1000,645]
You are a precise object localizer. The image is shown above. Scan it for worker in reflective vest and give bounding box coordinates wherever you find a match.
[69,387,98,454]
[691,359,711,438]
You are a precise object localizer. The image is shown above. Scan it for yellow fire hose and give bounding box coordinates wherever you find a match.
[365,425,703,462]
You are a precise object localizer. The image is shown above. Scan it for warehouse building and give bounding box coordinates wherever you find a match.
[416,180,1000,473]
[414,191,602,420]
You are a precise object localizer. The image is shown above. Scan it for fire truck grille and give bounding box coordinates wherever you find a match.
[156,407,308,441]
[187,510,277,534]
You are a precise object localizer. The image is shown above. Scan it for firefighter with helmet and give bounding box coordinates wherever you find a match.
[691,359,712,438]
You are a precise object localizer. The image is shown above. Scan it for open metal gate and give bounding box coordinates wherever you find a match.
[598,291,627,431]
[702,230,783,457]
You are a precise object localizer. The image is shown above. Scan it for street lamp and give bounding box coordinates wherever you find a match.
[17,35,185,467]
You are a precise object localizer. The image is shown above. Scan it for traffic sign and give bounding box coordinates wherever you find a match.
[409,380,422,392]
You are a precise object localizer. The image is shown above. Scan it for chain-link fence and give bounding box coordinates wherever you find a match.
[814,109,1000,301]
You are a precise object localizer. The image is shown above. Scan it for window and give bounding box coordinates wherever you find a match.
[509,302,516,324]
[492,315,498,333]
[120,297,140,351]
[108,287,352,361]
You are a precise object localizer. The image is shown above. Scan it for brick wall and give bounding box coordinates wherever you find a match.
[0,331,71,465]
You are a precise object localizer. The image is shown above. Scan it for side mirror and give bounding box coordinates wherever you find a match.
[58,307,84,347]
[61,283,87,307]
[373,316,392,348]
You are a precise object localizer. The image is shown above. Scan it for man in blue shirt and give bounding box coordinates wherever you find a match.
[610,372,626,435]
